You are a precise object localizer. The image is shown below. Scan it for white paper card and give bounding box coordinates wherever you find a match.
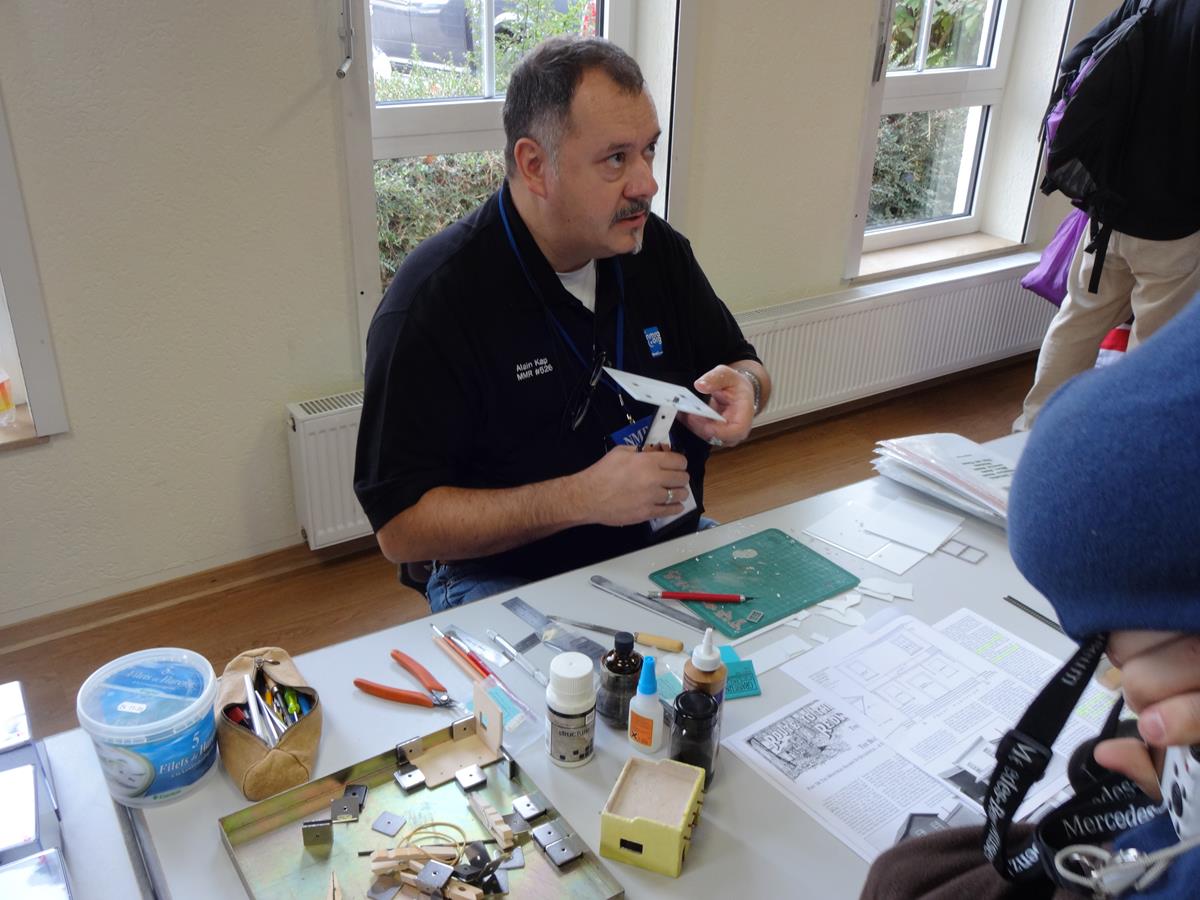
[863,498,964,554]
[746,635,813,673]
[865,542,926,575]
[804,503,890,558]
[859,577,914,601]
[602,367,725,421]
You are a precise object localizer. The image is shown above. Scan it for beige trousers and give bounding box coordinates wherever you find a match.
[1016,226,1200,430]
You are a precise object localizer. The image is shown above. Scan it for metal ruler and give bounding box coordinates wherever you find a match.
[589,576,706,633]
[501,597,607,662]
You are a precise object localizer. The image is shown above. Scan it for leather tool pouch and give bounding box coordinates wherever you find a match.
[216,646,322,800]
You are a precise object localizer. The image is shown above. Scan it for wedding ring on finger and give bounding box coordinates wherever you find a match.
[709,436,724,447]
[665,488,675,505]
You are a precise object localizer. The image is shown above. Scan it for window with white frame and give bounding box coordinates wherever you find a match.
[856,0,1021,255]
[342,0,643,347]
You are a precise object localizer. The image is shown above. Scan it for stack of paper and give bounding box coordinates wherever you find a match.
[872,433,1014,527]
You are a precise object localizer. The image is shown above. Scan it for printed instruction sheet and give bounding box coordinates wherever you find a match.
[722,609,1116,861]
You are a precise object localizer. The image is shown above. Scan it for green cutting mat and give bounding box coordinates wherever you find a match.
[649,528,859,638]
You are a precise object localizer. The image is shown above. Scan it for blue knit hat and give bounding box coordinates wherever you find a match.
[1008,297,1200,640]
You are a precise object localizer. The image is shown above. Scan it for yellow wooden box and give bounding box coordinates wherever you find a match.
[599,757,705,877]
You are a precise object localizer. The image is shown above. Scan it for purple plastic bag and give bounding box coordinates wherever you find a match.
[1021,207,1089,306]
[1045,56,1096,147]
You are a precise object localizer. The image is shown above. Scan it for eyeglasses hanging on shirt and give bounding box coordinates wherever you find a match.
[498,187,635,433]
[565,347,610,432]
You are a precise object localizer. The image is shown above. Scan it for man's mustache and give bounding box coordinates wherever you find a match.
[613,200,650,224]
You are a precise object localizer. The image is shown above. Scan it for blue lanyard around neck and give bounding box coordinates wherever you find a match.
[497,187,625,378]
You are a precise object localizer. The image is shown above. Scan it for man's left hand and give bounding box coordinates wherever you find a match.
[680,364,755,447]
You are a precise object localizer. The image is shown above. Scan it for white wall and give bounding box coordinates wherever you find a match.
[0,0,1091,626]
[0,1,362,624]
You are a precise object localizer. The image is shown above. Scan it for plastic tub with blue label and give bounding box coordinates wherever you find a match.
[76,647,218,806]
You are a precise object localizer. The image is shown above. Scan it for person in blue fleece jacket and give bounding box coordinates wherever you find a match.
[862,296,1200,898]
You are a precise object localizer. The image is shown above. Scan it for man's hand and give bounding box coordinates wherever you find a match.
[679,364,757,447]
[1094,631,1200,801]
[570,444,690,526]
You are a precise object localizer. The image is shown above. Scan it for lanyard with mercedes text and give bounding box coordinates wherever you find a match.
[982,632,1162,890]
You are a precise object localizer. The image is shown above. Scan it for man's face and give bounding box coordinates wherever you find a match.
[543,69,660,265]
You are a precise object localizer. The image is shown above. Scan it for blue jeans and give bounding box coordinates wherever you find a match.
[425,517,719,612]
[425,562,529,613]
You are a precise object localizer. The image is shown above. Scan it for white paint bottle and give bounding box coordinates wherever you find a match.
[544,652,596,768]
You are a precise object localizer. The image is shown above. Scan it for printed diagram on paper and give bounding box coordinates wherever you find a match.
[725,694,972,861]
[782,610,1116,818]
[747,699,852,781]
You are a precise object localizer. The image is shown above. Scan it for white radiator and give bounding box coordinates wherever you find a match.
[738,255,1053,425]
[286,390,372,550]
[287,256,1052,548]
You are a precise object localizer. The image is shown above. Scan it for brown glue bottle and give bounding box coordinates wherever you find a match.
[596,632,643,728]
[682,627,727,740]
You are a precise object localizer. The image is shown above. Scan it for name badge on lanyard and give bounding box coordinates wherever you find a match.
[610,414,656,449]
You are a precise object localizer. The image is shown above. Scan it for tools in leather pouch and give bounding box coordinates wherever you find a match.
[216,647,322,800]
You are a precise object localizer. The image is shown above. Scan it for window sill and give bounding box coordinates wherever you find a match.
[856,232,1022,283]
[0,404,47,451]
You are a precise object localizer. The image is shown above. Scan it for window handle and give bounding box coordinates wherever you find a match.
[872,0,893,83]
[336,0,354,79]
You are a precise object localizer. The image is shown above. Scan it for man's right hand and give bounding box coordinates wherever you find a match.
[572,445,690,527]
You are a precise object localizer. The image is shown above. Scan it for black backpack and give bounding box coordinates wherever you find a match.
[1040,0,1154,292]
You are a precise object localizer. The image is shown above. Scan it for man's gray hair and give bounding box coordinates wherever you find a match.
[502,36,645,177]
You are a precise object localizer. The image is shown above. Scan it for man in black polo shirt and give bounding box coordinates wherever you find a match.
[354,36,771,611]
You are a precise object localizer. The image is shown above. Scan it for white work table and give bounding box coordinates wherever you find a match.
[47,434,1070,899]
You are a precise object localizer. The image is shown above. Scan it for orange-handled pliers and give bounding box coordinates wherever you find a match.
[354,650,457,708]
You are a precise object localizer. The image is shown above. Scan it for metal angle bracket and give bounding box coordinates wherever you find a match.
[415,859,454,893]
[512,792,548,822]
[455,763,487,792]
[394,764,425,793]
[302,818,333,849]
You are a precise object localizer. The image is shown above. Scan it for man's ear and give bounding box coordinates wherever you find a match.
[512,136,551,199]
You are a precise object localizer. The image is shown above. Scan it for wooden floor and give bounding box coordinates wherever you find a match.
[0,359,1033,738]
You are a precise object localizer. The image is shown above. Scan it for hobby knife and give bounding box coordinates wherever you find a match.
[547,616,685,653]
[589,575,706,632]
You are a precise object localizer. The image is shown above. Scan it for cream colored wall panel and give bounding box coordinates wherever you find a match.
[0,1,360,623]
[678,0,879,311]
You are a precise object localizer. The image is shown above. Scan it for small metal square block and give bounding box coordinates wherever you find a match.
[372,811,406,837]
[343,783,368,815]
[545,834,584,867]
[415,860,454,892]
[455,763,487,792]
[512,792,548,822]
[330,798,359,823]
[301,818,333,849]
[531,819,567,850]
[394,765,425,793]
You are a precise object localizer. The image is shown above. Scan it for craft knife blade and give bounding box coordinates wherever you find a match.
[588,575,706,632]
